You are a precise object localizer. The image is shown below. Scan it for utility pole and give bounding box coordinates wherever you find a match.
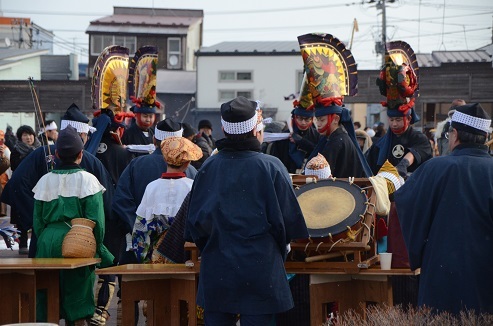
[370,0,394,67]
[381,0,387,66]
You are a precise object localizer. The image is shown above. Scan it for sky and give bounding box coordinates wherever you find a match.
[1,0,492,69]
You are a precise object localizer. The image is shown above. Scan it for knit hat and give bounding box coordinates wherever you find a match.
[160,136,203,166]
[128,45,161,114]
[198,119,213,131]
[304,153,331,180]
[61,103,96,134]
[154,118,183,141]
[220,96,258,134]
[451,103,491,136]
[182,123,196,138]
[56,125,83,156]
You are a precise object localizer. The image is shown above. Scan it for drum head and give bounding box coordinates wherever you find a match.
[295,179,368,238]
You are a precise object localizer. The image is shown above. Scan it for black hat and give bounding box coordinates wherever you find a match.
[154,118,183,141]
[182,122,197,138]
[451,103,491,136]
[198,119,213,130]
[61,103,95,134]
[16,125,36,141]
[56,125,83,156]
[220,96,258,134]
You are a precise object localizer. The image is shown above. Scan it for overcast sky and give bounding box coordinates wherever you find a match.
[1,0,492,69]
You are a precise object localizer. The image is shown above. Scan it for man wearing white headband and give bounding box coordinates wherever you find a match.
[38,120,58,146]
[0,103,113,260]
[185,96,309,325]
[395,103,493,315]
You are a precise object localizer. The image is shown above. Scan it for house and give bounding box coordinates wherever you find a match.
[195,41,304,138]
[0,16,54,53]
[195,41,493,137]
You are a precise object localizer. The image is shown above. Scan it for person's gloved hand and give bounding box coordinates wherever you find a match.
[395,158,410,178]
[291,133,303,143]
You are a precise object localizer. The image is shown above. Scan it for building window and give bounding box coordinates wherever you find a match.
[167,38,182,69]
[219,71,253,82]
[90,35,137,56]
[219,90,253,102]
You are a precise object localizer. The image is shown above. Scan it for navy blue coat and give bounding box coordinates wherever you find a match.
[185,149,309,315]
[0,145,115,255]
[112,148,197,234]
[395,144,493,314]
[308,127,365,178]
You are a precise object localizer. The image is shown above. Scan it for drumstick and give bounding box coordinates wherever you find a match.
[305,251,353,263]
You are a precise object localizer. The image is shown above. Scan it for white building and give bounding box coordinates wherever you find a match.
[196,41,304,125]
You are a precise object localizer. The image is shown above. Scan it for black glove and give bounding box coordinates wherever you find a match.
[395,158,410,178]
[291,133,303,143]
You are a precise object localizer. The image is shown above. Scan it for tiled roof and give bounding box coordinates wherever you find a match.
[417,50,491,67]
[197,41,300,55]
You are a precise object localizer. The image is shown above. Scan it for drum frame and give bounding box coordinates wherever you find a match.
[286,177,378,273]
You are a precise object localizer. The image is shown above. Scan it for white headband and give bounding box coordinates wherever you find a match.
[378,171,404,191]
[154,127,183,141]
[304,166,331,180]
[452,111,491,133]
[221,111,258,135]
[44,121,57,132]
[61,120,96,134]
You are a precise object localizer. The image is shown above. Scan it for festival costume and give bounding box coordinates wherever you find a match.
[395,103,493,314]
[33,165,114,322]
[185,97,309,318]
[83,45,138,325]
[0,104,114,258]
[121,46,160,147]
[364,41,432,309]
[131,136,202,263]
[298,33,372,178]
[33,126,114,324]
[268,74,320,173]
[131,173,192,263]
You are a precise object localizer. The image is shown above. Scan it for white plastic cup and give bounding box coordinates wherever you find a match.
[379,252,392,270]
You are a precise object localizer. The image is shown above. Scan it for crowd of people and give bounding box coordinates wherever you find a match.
[0,37,492,326]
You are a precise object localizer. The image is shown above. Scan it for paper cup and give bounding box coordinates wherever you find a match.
[379,252,392,270]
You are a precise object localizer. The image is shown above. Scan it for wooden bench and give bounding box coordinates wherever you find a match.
[97,263,198,326]
[285,266,420,326]
[0,258,101,324]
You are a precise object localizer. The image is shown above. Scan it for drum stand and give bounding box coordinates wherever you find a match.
[286,178,378,273]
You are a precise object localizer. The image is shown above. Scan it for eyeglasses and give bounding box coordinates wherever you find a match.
[295,116,313,123]
[445,126,454,140]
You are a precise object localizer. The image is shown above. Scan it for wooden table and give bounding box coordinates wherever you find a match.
[97,263,198,326]
[284,266,420,326]
[0,257,101,324]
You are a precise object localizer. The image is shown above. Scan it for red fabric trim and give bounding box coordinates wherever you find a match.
[315,97,344,107]
[161,172,186,179]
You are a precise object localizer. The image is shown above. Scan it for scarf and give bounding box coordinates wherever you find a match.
[14,138,41,159]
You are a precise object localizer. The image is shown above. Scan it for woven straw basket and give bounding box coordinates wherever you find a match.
[62,218,97,258]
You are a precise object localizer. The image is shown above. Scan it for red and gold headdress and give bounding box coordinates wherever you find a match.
[376,41,419,122]
[298,33,357,116]
[128,45,161,113]
[91,45,129,114]
[292,73,315,117]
